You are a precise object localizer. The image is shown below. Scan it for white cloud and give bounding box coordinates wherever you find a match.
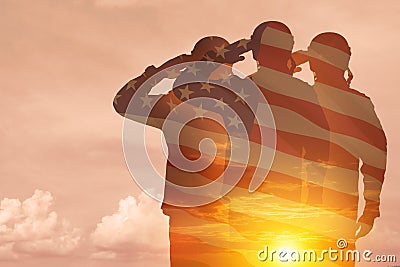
[91,193,169,260]
[0,190,81,260]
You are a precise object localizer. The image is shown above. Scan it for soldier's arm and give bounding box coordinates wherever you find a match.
[357,99,387,237]
[113,54,192,128]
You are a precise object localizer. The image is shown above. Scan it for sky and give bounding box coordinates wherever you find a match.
[0,0,399,266]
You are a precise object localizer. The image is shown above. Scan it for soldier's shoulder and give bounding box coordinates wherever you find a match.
[292,76,313,88]
[348,87,370,100]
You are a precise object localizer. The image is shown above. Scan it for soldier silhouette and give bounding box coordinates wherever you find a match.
[113,36,259,266]
[214,21,333,266]
[292,32,387,266]
[113,25,386,267]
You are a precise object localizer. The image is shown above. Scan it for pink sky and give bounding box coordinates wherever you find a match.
[0,0,399,266]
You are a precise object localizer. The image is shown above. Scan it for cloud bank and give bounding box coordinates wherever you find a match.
[91,193,169,260]
[0,190,81,260]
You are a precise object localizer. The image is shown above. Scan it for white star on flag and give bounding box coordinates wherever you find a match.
[219,71,232,85]
[235,88,249,103]
[140,94,153,108]
[179,85,194,100]
[237,39,250,49]
[214,98,225,110]
[126,80,137,90]
[228,115,242,129]
[193,104,207,118]
[200,82,214,93]
[215,44,229,59]
[186,64,200,76]
[166,98,177,113]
